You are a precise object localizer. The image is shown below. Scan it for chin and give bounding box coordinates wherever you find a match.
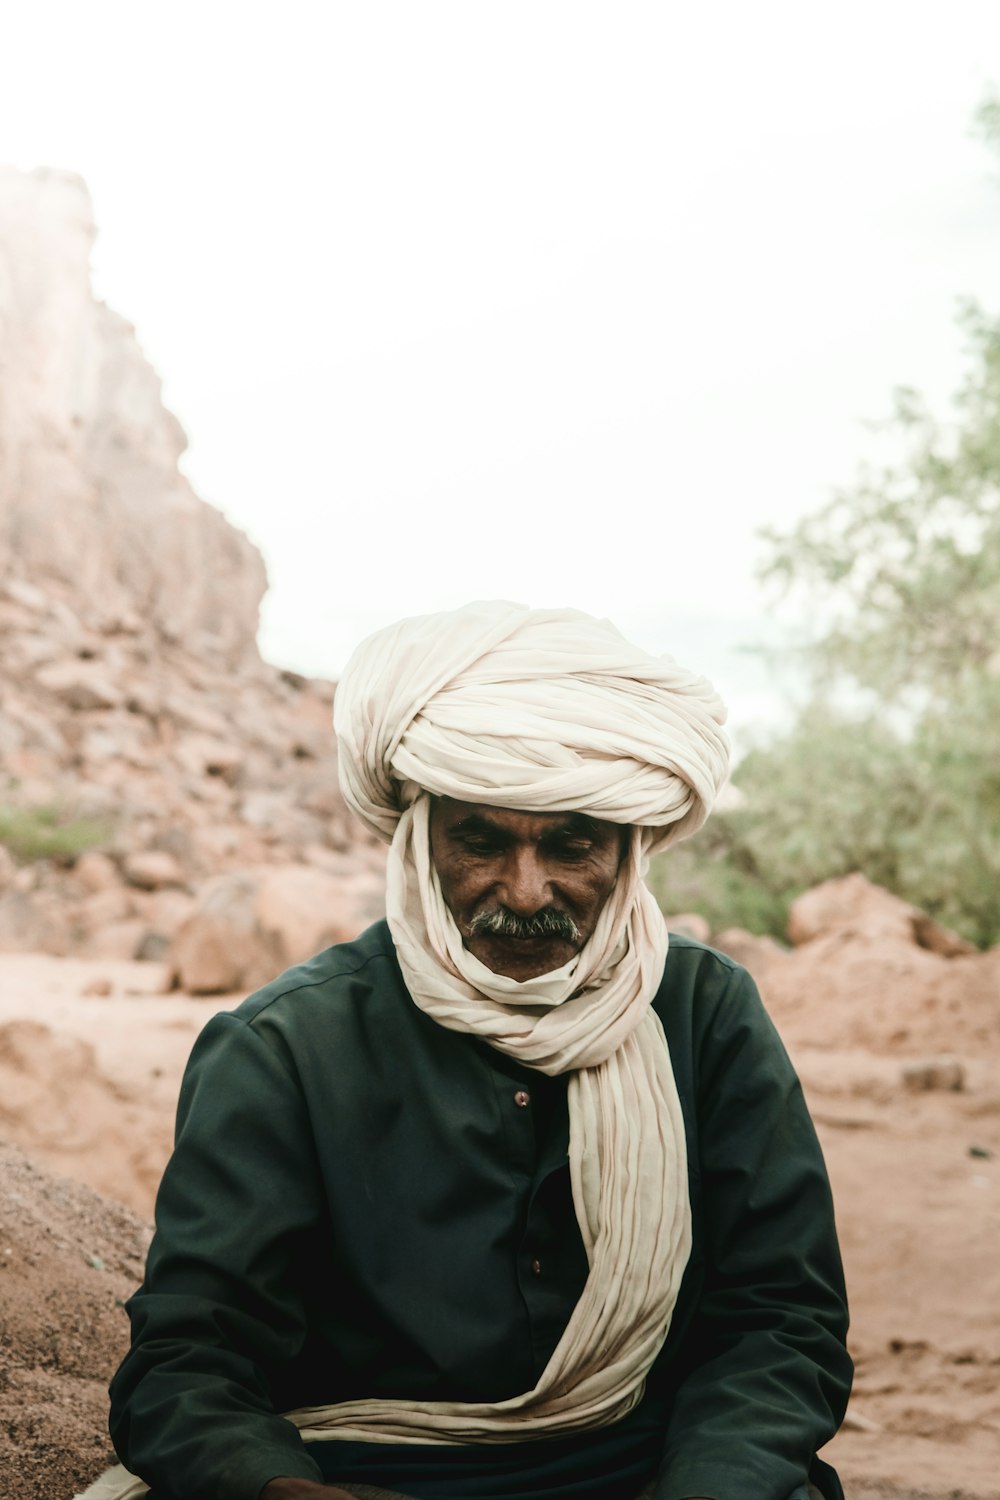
[470,937,577,982]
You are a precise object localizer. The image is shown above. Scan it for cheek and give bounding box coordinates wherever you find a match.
[580,860,622,914]
[436,865,485,921]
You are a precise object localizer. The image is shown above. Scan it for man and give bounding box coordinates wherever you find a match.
[91,602,851,1500]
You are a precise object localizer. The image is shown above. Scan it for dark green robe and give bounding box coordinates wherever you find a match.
[109,923,852,1500]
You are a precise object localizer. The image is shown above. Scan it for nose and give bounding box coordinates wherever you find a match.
[498,847,553,916]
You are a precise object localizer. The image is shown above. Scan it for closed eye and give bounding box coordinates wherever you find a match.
[546,839,595,861]
[458,835,507,856]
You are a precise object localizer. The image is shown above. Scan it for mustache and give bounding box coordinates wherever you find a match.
[468,905,582,944]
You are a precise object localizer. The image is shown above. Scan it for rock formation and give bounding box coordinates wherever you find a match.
[0,166,384,969]
[0,166,264,663]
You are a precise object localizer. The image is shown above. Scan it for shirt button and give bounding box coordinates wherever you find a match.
[531,1258,542,1276]
[514,1089,531,1108]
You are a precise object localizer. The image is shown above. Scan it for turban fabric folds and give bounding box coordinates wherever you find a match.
[335,599,730,852]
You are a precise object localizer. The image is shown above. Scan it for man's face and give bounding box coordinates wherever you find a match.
[429,796,627,982]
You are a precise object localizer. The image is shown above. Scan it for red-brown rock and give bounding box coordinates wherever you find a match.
[168,865,363,995]
[787,873,917,947]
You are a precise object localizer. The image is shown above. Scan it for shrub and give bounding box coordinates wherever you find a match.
[0,804,112,865]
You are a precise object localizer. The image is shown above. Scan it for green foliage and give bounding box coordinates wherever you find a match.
[0,804,111,865]
[712,704,994,946]
[973,86,1000,155]
[648,827,791,940]
[758,303,1000,708]
[657,95,1000,948]
[901,678,1000,945]
[744,302,1000,948]
[653,689,1000,948]
[651,711,924,941]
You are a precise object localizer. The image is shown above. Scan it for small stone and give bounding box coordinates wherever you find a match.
[81,976,113,997]
[74,850,120,893]
[174,732,244,783]
[665,912,711,944]
[135,930,171,962]
[3,576,48,611]
[841,1407,881,1433]
[86,1253,106,1271]
[901,1057,966,1093]
[123,850,185,890]
[35,660,123,711]
[968,1144,995,1160]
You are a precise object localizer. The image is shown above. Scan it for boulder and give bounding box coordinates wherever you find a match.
[168,873,280,994]
[787,873,977,956]
[665,912,711,944]
[787,874,916,946]
[254,864,358,961]
[169,865,360,995]
[0,1140,149,1500]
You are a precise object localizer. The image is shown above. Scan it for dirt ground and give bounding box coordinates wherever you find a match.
[0,949,997,1500]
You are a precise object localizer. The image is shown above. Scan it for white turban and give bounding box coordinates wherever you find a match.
[335,599,730,852]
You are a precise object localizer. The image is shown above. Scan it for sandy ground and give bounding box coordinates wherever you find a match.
[0,951,997,1500]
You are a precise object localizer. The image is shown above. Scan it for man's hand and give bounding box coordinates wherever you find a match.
[259,1481,356,1499]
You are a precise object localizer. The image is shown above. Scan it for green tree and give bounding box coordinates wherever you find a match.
[759,300,1000,712]
[654,96,1000,947]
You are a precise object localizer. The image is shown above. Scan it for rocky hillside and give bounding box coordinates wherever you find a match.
[0,166,384,970]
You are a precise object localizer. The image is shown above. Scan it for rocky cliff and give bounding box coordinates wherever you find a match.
[0,166,383,968]
[0,166,266,664]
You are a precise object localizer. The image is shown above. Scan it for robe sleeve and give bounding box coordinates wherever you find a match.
[108,1011,326,1500]
[655,961,853,1500]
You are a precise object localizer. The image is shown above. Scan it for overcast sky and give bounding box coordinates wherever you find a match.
[2,2,1000,735]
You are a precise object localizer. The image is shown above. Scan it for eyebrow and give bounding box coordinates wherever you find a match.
[450,814,506,836]
[449,813,605,840]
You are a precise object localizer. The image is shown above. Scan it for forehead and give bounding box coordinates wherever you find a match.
[430,797,620,842]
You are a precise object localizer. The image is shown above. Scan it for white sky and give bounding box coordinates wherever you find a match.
[2,2,1000,736]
